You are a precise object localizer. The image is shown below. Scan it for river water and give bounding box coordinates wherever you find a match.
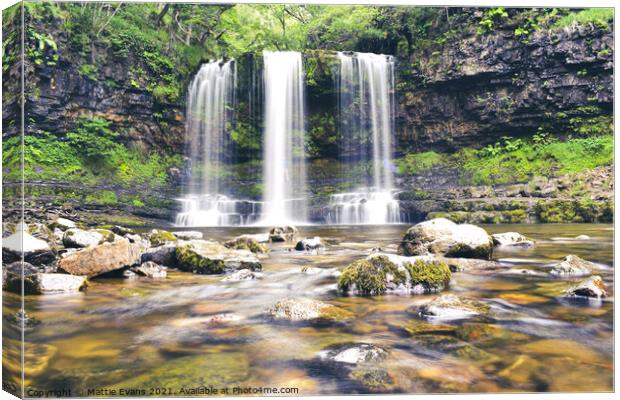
[3,224,613,395]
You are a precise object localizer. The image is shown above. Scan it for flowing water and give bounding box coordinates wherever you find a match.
[4,224,613,394]
[261,51,308,226]
[328,52,401,224]
[176,60,253,227]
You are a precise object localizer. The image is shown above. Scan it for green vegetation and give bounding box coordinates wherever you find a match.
[552,8,613,30]
[338,256,407,296]
[396,151,443,175]
[404,259,452,290]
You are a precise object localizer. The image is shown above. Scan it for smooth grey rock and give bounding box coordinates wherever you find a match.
[62,228,103,248]
[295,237,324,251]
[563,275,607,299]
[319,343,388,365]
[269,226,298,242]
[550,255,596,277]
[133,261,167,278]
[492,232,534,248]
[418,294,490,321]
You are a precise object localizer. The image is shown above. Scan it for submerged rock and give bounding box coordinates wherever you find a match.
[442,257,503,272]
[172,231,203,240]
[133,261,167,278]
[418,294,490,321]
[492,232,534,248]
[176,240,261,274]
[267,297,352,321]
[337,254,451,296]
[269,226,298,242]
[319,343,388,365]
[575,234,591,240]
[295,237,324,252]
[224,235,268,253]
[2,229,54,264]
[398,218,493,259]
[550,255,596,277]
[3,262,87,294]
[563,275,607,299]
[58,238,143,277]
[221,268,263,282]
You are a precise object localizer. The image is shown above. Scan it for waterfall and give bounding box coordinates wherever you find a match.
[175,60,262,227]
[261,51,308,225]
[326,52,402,225]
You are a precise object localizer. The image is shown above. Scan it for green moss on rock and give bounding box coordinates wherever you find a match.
[149,229,177,246]
[337,256,406,296]
[404,259,451,292]
[224,235,268,254]
[175,244,226,274]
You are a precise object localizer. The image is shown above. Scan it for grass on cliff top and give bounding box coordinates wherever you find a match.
[552,8,614,30]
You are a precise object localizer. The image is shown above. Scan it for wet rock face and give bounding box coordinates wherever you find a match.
[398,218,493,259]
[563,275,607,299]
[132,261,167,279]
[550,255,596,277]
[295,237,324,252]
[2,230,55,265]
[396,23,613,152]
[224,235,269,254]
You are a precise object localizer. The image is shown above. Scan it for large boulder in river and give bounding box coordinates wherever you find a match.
[141,244,177,267]
[550,255,596,277]
[269,226,298,242]
[398,218,493,259]
[492,232,534,248]
[2,229,54,265]
[3,262,87,294]
[563,275,607,299]
[417,294,490,321]
[338,253,451,296]
[267,297,352,321]
[224,235,268,253]
[57,238,143,277]
[175,240,261,274]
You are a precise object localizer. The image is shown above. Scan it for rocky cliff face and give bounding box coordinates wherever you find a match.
[395,18,613,153]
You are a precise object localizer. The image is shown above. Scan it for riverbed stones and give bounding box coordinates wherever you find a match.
[492,232,534,248]
[550,255,596,277]
[2,229,54,264]
[57,238,143,277]
[172,231,203,240]
[418,294,490,320]
[224,235,268,253]
[269,225,298,242]
[62,228,103,248]
[295,237,324,252]
[132,261,167,278]
[398,218,493,259]
[3,262,87,294]
[267,298,352,321]
[563,275,607,299]
[319,343,388,365]
[175,240,261,274]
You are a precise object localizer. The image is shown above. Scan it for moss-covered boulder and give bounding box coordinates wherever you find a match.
[337,254,451,296]
[267,297,353,321]
[398,218,493,259]
[148,229,177,247]
[418,294,490,321]
[338,255,407,296]
[176,240,261,274]
[224,235,268,253]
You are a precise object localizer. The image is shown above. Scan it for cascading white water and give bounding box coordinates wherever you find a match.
[261,51,308,225]
[175,60,259,227]
[327,52,402,225]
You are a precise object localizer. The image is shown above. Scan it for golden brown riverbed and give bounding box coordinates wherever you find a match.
[3,224,613,395]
